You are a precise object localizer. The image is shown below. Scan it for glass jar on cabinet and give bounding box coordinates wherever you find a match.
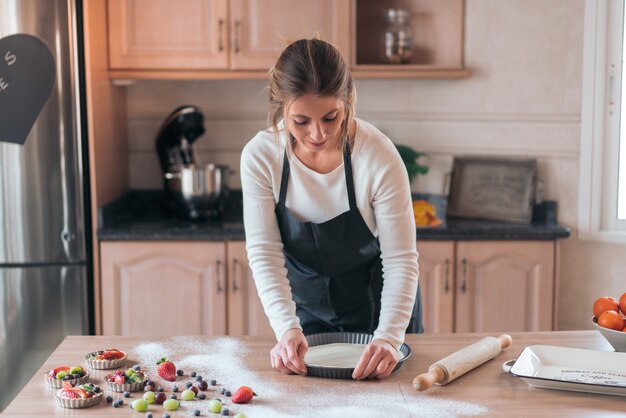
[381,9,413,64]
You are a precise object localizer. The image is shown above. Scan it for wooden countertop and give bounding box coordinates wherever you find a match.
[2,331,625,417]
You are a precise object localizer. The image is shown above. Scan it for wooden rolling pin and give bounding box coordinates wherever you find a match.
[413,334,512,391]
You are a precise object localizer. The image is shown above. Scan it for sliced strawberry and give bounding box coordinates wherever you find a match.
[73,387,89,399]
[62,381,74,390]
[113,372,126,384]
[60,389,78,399]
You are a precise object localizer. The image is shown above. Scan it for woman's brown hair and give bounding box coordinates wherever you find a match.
[268,38,356,149]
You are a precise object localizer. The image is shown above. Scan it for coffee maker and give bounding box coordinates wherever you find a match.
[155,105,230,220]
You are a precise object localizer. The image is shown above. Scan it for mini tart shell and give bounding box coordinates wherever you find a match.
[104,373,149,392]
[45,369,90,388]
[55,390,103,409]
[84,351,127,370]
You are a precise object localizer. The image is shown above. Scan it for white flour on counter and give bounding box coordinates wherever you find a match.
[131,337,487,418]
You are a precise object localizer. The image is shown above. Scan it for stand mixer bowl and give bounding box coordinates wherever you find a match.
[164,164,230,220]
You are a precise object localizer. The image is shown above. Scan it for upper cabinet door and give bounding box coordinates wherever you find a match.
[108,0,228,69]
[229,0,350,70]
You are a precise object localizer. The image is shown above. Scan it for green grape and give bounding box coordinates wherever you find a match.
[143,391,155,404]
[131,399,149,412]
[55,371,68,380]
[208,399,222,413]
[181,389,195,401]
[163,399,180,411]
[69,366,82,375]
[234,413,247,418]
[125,368,136,377]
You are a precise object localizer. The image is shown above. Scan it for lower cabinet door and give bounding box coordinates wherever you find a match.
[455,241,555,333]
[226,241,274,337]
[416,241,455,334]
[100,241,227,336]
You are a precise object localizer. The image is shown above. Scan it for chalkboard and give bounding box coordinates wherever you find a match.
[0,34,56,145]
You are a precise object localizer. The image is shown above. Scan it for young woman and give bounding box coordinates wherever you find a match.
[241,39,420,380]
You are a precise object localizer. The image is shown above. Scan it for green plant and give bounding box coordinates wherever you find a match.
[394,143,429,184]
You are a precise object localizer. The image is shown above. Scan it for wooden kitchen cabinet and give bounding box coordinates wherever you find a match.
[454,241,555,333]
[416,241,455,334]
[107,0,349,73]
[99,240,274,338]
[226,241,274,337]
[107,0,229,70]
[100,241,227,336]
[417,240,557,334]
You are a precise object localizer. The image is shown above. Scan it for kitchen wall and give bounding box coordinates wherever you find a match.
[123,0,626,330]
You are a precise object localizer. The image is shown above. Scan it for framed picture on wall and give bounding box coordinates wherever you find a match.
[447,157,537,223]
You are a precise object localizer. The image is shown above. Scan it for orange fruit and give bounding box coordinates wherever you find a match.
[598,310,624,331]
[593,296,619,318]
[619,292,626,314]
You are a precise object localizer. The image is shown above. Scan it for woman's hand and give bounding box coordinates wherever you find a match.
[270,328,308,375]
[352,338,398,380]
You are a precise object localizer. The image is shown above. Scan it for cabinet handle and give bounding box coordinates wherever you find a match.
[460,258,467,294]
[232,258,240,293]
[234,20,241,53]
[216,260,223,294]
[444,259,450,294]
[218,19,224,52]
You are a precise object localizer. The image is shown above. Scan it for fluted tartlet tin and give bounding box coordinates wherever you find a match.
[55,391,102,409]
[45,369,90,388]
[104,374,149,392]
[84,351,127,370]
[304,332,412,379]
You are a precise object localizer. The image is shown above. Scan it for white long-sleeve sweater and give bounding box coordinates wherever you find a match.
[240,118,419,350]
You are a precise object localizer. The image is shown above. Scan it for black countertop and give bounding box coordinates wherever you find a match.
[97,190,571,241]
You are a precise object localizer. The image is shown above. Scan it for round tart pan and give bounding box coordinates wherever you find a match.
[45,370,90,388]
[84,352,127,370]
[55,391,102,409]
[305,332,412,379]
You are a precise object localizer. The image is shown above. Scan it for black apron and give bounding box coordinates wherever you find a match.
[275,143,423,335]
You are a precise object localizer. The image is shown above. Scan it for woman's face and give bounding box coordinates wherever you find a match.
[285,94,345,154]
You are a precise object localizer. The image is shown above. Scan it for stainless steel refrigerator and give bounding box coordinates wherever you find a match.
[0,0,91,412]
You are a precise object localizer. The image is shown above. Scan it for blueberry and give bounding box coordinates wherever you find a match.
[106,396,113,403]
[118,399,124,405]
[221,408,229,416]
[146,413,153,418]
[186,381,193,388]
[198,393,206,400]
[123,391,130,398]
[220,388,226,395]
[176,369,183,376]
[194,410,201,416]
[190,372,197,377]
[158,386,164,392]
[172,385,178,392]
[162,414,170,418]
[225,390,231,397]
[112,400,119,408]
[170,393,177,399]
[195,375,202,381]
[210,379,217,386]
[146,380,155,386]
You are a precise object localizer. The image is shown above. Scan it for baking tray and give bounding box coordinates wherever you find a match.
[304,332,411,379]
[504,345,626,396]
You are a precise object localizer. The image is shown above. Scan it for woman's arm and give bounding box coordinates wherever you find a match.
[240,139,302,341]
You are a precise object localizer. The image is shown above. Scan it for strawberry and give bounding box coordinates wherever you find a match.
[113,371,126,384]
[60,389,77,399]
[156,358,176,382]
[49,366,69,378]
[231,386,254,404]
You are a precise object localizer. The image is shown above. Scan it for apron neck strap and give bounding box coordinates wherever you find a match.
[278,141,357,210]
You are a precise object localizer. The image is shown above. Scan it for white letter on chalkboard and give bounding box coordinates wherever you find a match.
[0,78,8,91]
[5,51,16,65]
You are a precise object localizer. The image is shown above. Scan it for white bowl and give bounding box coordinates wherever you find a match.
[591,316,626,352]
